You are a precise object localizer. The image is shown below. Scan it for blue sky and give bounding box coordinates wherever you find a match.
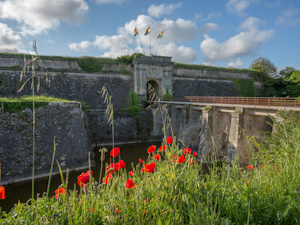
[0,0,300,71]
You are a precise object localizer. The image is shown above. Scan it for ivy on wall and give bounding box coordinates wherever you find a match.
[232,78,256,97]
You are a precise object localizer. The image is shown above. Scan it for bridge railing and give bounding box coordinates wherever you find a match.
[173,96,300,108]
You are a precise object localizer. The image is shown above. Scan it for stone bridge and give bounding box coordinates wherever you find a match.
[160,97,300,164]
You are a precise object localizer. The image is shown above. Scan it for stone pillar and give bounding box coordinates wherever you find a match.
[199,108,214,161]
[227,108,245,165]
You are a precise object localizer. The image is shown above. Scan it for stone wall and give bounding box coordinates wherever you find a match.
[0,71,133,110]
[173,78,241,97]
[86,109,162,146]
[0,102,90,184]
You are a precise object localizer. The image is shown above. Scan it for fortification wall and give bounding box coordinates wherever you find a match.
[0,102,90,184]
[0,70,133,110]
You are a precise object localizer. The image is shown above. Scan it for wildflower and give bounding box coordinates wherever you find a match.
[144,210,147,214]
[247,180,251,186]
[102,173,112,185]
[193,151,198,157]
[147,145,156,154]
[129,170,134,176]
[143,199,148,203]
[183,147,192,155]
[106,163,120,174]
[247,165,254,170]
[139,158,143,164]
[154,154,160,161]
[110,147,120,158]
[77,170,93,187]
[54,187,66,199]
[177,155,185,163]
[141,162,156,173]
[0,186,5,199]
[166,136,173,144]
[189,159,196,164]
[125,179,135,189]
[115,208,120,213]
[89,209,95,212]
[118,160,126,169]
[159,145,166,152]
[261,164,264,168]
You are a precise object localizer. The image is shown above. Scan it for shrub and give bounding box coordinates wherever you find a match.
[162,88,172,101]
[121,90,142,116]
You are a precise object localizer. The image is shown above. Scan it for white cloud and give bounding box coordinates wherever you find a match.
[0,23,25,53]
[148,3,183,18]
[200,17,274,65]
[226,0,260,16]
[0,0,88,35]
[227,58,243,67]
[156,43,196,63]
[276,8,300,26]
[69,41,92,51]
[94,0,126,4]
[69,14,217,63]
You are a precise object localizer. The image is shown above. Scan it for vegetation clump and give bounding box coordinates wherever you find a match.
[121,90,143,116]
[0,96,75,113]
[162,88,172,101]
[232,78,256,97]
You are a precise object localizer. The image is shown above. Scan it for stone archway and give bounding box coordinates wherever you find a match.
[147,80,160,101]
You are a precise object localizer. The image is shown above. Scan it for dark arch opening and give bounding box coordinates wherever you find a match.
[147,80,160,101]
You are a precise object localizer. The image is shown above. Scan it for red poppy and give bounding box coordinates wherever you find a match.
[141,162,156,173]
[154,154,160,161]
[183,147,192,155]
[166,136,173,144]
[144,210,147,214]
[248,165,254,170]
[189,159,196,164]
[106,163,120,174]
[129,170,134,176]
[125,179,135,189]
[177,155,185,163]
[159,145,166,152]
[118,160,126,169]
[139,158,143,164]
[193,151,198,157]
[110,147,120,158]
[77,170,93,187]
[147,145,156,154]
[247,180,251,186]
[115,208,120,213]
[261,164,264,168]
[54,187,66,199]
[143,199,148,203]
[102,173,112,185]
[0,186,5,199]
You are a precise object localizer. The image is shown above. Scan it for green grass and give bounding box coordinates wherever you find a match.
[1,110,299,224]
[0,96,76,113]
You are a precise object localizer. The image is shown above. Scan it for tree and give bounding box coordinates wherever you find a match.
[249,57,277,79]
[279,67,296,78]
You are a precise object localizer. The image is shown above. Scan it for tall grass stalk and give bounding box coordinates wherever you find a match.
[46,137,57,197]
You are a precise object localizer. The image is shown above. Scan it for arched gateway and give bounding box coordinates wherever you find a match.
[133,55,173,101]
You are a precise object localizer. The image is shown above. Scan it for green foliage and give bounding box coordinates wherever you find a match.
[232,78,256,97]
[116,53,144,64]
[0,96,75,113]
[279,67,296,78]
[163,88,172,101]
[249,57,276,80]
[287,71,300,85]
[121,90,143,116]
[174,62,261,80]
[75,57,103,72]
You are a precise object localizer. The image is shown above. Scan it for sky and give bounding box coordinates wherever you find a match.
[0,0,300,71]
